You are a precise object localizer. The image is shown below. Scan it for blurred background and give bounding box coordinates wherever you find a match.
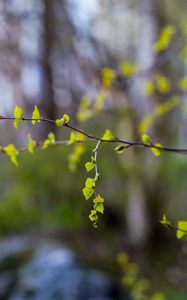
[0,0,187,299]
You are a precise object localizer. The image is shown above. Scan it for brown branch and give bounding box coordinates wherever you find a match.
[0,115,187,155]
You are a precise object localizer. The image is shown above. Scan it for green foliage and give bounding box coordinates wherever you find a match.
[32,105,41,125]
[13,105,23,129]
[114,144,126,154]
[141,135,162,157]
[117,252,165,300]
[160,214,171,226]
[27,134,36,154]
[101,67,116,87]
[177,221,187,239]
[102,129,115,140]
[153,25,175,53]
[56,114,70,126]
[93,194,104,214]
[77,96,93,122]
[3,144,19,166]
[85,156,96,172]
[42,133,55,150]
[82,177,96,200]
[120,61,139,77]
[139,96,179,134]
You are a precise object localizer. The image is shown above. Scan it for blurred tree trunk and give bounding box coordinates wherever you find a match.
[41,0,57,134]
[125,0,167,247]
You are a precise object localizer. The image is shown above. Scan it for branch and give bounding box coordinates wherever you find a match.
[0,115,187,155]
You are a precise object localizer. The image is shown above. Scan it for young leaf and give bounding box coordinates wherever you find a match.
[68,132,76,145]
[115,144,126,154]
[141,134,152,145]
[177,221,187,239]
[32,105,41,125]
[93,194,104,214]
[85,177,96,189]
[4,144,19,166]
[102,129,115,141]
[28,134,36,154]
[42,132,55,150]
[56,114,70,126]
[13,105,23,129]
[82,187,94,200]
[151,143,162,156]
[85,156,96,172]
[89,210,98,222]
[94,202,104,214]
[160,214,171,226]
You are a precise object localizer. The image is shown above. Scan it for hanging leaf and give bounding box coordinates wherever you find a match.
[28,134,36,154]
[4,144,19,166]
[42,133,55,150]
[115,144,126,154]
[85,156,96,172]
[177,221,187,239]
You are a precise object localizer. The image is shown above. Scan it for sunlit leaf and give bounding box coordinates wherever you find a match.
[32,105,41,125]
[56,114,70,126]
[13,105,23,129]
[177,221,187,239]
[28,134,36,154]
[3,144,19,166]
[115,144,126,154]
[102,129,115,141]
[42,132,55,150]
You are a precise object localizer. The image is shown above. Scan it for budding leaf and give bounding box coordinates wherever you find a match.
[151,143,162,156]
[93,194,104,214]
[89,210,98,222]
[28,134,36,154]
[4,144,19,166]
[115,144,126,154]
[160,214,171,226]
[13,105,23,129]
[32,105,41,125]
[141,134,152,145]
[177,221,187,239]
[56,114,70,126]
[85,156,96,172]
[102,129,115,141]
[42,132,55,150]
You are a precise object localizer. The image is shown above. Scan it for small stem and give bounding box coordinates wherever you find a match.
[94,140,101,179]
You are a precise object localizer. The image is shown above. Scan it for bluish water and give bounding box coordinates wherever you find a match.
[0,237,128,300]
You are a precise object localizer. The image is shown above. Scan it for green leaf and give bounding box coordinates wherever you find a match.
[13,105,23,129]
[85,156,96,172]
[115,144,126,154]
[42,132,55,150]
[102,129,115,141]
[93,194,104,203]
[85,177,96,188]
[94,202,104,214]
[32,105,41,125]
[177,221,187,239]
[4,144,19,166]
[56,114,70,126]
[160,214,171,226]
[151,143,162,156]
[68,132,76,145]
[28,134,36,154]
[89,210,98,222]
[82,187,94,200]
[141,134,152,145]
